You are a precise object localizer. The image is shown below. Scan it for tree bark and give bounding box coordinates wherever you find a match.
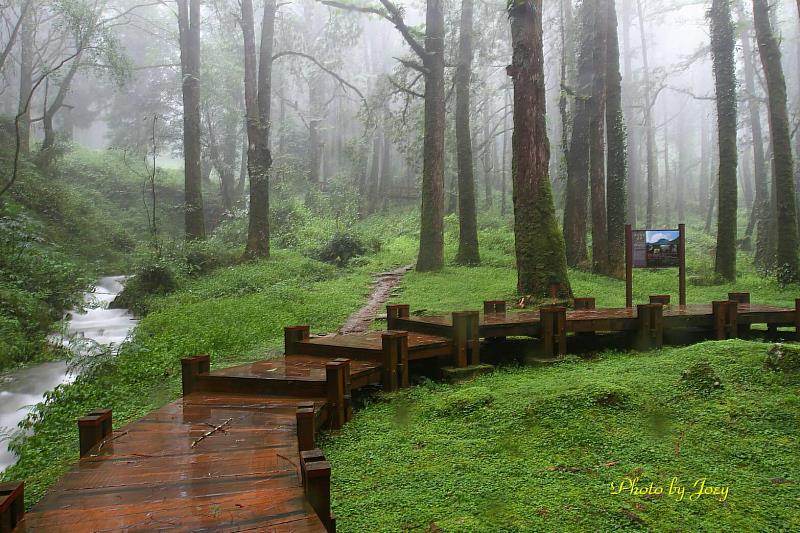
[455,0,480,265]
[710,0,738,281]
[590,0,609,275]
[563,0,595,268]
[636,0,658,227]
[17,8,33,156]
[606,0,627,278]
[621,0,637,226]
[416,0,446,271]
[178,0,206,240]
[753,0,799,281]
[508,0,572,297]
[241,0,275,258]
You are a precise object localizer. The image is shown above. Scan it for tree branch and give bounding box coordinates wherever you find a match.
[320,0,427,61]
[272,50,367,105]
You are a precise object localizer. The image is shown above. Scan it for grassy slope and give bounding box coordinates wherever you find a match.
[324,341,799,531]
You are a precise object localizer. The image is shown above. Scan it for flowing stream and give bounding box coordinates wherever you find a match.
[0,276,137,474]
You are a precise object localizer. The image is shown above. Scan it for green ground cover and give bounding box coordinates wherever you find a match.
[323,340,799,531]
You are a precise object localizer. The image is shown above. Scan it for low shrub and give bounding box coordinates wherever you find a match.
[314,233,372,267]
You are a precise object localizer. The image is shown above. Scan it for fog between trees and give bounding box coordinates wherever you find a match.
[2,0,800,291]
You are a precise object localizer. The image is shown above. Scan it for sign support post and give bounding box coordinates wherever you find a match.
[678,223,686,306]
[625,224,633,308]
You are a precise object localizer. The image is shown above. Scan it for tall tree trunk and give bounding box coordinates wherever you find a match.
[501,86,510,216]
[699,107,710,215]
[558,0,575,206]
[710,0,738,281]
[662,114,671,221]
[621,0,637,226]
[508,0,572,297]
[606,0,627,278]
[17,7,32,156]
[676,113,686,222]
[709,0,738,280]
[753,0,799,281]
[563,0,594,268]
[308,75,323,184]
[455,0,480,265]
[636,0,658,227]
[590,0,609,275]
[416,0,446,271]
[482,101,493,208]
[242,0,275,258]
[366,130,381,213]
[178,0,205,240]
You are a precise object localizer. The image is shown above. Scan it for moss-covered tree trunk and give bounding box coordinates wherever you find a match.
[753,0,799,282]
[508,0,572,298]
[621,0,637,227]
[563,0,595,268]
[710,0,737,281]
[737,1,771,269]
[416,0,446,272]
[590,0,609,275]
[178,0,206,240]
[605,0,627,278]
[454,0,480,265]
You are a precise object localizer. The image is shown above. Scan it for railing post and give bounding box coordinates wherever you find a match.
[728,292,750,304]
[729,292,750,335]
[795,298,800,341]
[325,360,348,429]
[380,332,405,391]
[386,304,410,330]
[332,358,352,422]
[452,311,480,367]
[573,297,596,310]
[78,408,113,457]
[649,294,670,305]
[284,325,310,355]
[483,300,506,341]
[636,304,663,351]
[300,449,336,532]
[296,402,316,452]
[483,300,506,314]
[180,354,210,396]
[540,306,567,357]
[0,481,24,533]
[383,332,409,388]
[712,300,737,340]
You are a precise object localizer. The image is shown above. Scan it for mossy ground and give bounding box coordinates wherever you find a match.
[323,340,800,531]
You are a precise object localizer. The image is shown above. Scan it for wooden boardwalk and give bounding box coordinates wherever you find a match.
[15,393,328,532]
[2,291,798,532]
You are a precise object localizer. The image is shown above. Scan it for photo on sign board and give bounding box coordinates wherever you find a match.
[645,230,680,268]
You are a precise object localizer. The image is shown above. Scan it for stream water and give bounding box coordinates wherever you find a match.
[0,276,137,474]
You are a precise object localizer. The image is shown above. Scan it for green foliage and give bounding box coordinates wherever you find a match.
[0,145,191,370]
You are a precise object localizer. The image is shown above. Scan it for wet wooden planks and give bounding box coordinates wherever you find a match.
[19,393,327,532]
